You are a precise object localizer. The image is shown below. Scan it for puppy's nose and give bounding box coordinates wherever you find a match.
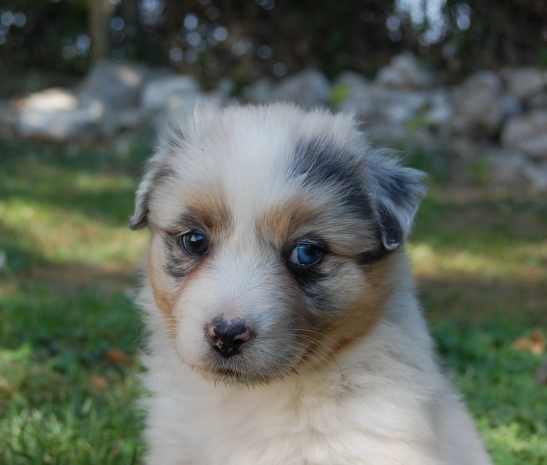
[208,316,252,359]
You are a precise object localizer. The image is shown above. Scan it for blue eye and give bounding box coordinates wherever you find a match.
[181,233,208,255]
[289,244,323,267]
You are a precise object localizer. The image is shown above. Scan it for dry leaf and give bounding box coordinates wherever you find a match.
[512,329,546,356]
[106,348,133,366]
[91,374,108,390]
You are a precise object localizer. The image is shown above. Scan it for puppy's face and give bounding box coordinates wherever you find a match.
[131,105,425,385]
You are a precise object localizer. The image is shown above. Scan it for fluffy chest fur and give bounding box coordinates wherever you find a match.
[131,104,492,465]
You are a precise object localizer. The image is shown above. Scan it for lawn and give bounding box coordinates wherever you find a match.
[1,137,546,464]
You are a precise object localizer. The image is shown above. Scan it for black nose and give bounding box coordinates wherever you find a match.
[208,316,252,359]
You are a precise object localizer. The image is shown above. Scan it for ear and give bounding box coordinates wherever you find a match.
[129,125,186,230]
[128,154,160,230]
[368,159,427,250]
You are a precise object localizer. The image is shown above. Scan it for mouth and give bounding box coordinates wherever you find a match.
[195,351,299,386]
[197,365,278,386]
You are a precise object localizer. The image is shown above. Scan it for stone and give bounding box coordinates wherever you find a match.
[424,90,453,127]
[331,72,370,102]
[335,79,451,149]
[142,75,201,112]
[500,67,547,99]
[216,77,236,97]
[501,111,547,159]
[16,88,104,140]
[241,78,274,103]
[450,136,488,163]
[499,94,524,119]
[375,52,435,90]
[243,70,330,107]
[488,149,547,192]
[150,93,227,134]
[271,69,330,107]
[21,87,78,112]
[77,60,155,110]
[450,71,504,137]
[528,92,547,110]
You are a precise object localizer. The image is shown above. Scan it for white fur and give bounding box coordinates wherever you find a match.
[134,104,492,465]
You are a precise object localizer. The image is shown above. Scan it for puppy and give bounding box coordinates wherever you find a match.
[130,104,492,465]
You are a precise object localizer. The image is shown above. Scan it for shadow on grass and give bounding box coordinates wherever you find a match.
[419,274,547,326]
[0,137,151,228]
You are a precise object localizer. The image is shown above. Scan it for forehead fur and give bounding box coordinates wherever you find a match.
[147,104,369,227]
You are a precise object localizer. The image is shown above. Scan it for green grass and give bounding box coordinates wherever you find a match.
[1,137,546,464]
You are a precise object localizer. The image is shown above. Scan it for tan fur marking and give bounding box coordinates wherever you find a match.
[147,228,180,338]
[257,195,320,248]
[257,194,377,254]
[298,250,405,369]
[184,187,232,238]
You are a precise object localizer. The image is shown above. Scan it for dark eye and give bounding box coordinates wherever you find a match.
[180,233,208,255]
[288,244,323,267]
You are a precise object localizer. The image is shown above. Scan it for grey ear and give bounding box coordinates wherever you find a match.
[369,160,427,250]
[129,161,156,230]
[129,173,153,230]
[128,149,172,231]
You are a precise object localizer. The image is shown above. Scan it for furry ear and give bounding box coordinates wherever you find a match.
[129,126,186,230]
[128,155,159,230]
[368,159,427,250]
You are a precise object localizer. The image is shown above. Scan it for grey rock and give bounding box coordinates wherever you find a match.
[450,71,504,137]
[16,88,103,140]
[450,136,488,163]
[272,69,330,106]
[339,84,451,128]
[241,78,274,103]
[100,106,149,137]
[151,93,227,134]
[216,77,236,97]
[336,80,451,149]
[243,70,330,107]
[500,67,547,99]
[425,90,453,127]
[501,111,547,159]
[375,52,435,90]
[499,94,525,119]
[528,92,547,110]
[488,149,547,192]
[332,72,370,100]
[142,75,201,112]
[339,86,426,123]
[21,87,78,112]
[77,60,155,110]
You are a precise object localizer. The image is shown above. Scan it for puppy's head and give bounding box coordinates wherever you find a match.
[131,104,426,385]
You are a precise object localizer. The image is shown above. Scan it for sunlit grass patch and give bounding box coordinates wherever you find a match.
[410,240,547,280]
[0,198,146,266]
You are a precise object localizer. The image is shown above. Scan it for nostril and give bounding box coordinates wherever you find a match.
[233,326,252,343]
[208,316,253,359]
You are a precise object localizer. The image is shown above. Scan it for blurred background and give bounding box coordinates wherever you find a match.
[1,1,547,464]
[2,0,547,86]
